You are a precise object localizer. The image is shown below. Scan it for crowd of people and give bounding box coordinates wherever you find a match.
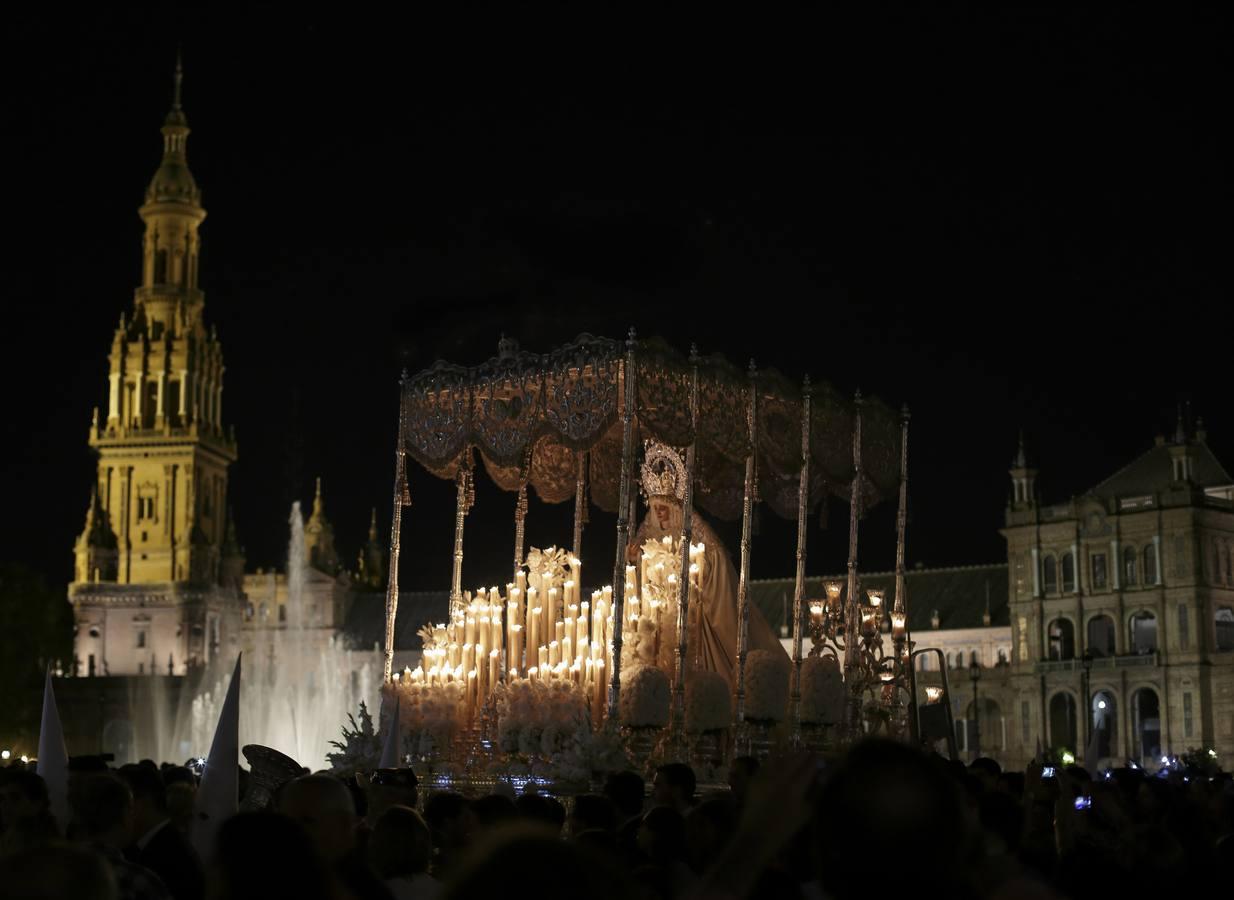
[1,741,1231,900]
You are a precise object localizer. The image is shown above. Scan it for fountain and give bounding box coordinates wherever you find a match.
[143,502,380,770]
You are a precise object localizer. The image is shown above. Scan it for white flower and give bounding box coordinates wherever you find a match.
[799,656,846,725]
[685,671,731,732]
[619,665,671,728]
[744,650,790,722]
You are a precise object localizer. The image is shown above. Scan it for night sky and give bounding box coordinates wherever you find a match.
[6,6,1230,595]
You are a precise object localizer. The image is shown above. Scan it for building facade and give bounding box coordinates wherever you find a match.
[1002,426,1234,772]
[68,62,244,682]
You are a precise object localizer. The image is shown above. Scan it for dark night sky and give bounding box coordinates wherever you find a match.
[5,6,1230,595]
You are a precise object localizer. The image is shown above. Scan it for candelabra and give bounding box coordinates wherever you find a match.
[807,581,914,740]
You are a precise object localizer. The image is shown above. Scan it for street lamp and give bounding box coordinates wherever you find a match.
[969,656,982,757]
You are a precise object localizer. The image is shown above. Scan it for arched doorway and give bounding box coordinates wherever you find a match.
[1087,615,1116,657]
[1048,618,1075,660]
[1090,690,1117,762]
[1131,688,1162,766]
[1049,692,1077,755]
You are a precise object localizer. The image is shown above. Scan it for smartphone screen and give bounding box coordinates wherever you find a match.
[1042,766,1056,779]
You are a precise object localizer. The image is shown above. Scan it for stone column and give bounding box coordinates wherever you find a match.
[1031,546,1040,597]
[1111,539,1120,589]
[156,372,166,420]
[108,373,120,422]
[178,370,189,417]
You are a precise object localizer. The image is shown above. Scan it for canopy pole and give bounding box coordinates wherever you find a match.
[383,374,412,684]
[893,405,917,741]
[513,446,531,583]
[608,329,638,722]
[449,448,474,620]
[734,360,758,728]
[671,346,702,752]
[843,391,865,738]
[572,451,586,567]
[789,376,812,743]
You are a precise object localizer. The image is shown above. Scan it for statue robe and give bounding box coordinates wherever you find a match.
[634,510,788,692]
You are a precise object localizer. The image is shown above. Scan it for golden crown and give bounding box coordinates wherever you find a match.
[639,440,687,502]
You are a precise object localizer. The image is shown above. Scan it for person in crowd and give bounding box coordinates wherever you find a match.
[360,768,419,827]
[568,794,618,839]
[603,770,645,864]
[651,763,696,815]
[0,842,119,900]
[726,756,758,811]
[513,793,565,836]
[279,774,393,900]
[69,773,172,900]
[444,829,636,900]
[636,806,695,898]
[118,764,205,900]
[206,811,336,900]
[471,793,518,835]
[0,769,60,853]
[368,805,441,900]
[422,791,476,881]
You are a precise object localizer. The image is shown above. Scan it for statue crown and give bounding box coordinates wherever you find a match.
[639,440,687,502]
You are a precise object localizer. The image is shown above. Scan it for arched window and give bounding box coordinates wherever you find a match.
[1048,618,1075,661]
[1131,688,1161,765]
[1216,607,1234,652]
[1143,544,1158,585]
[154,249,168,283]
[1049,693,1077,754]
[1130,611,1158,654]
[1062,553,1076,593]
[1123,546,1138,586]
[1042,555,1058,594]
[1087,615,1116,657]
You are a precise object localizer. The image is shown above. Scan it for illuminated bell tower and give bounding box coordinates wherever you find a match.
[71,58,239,677]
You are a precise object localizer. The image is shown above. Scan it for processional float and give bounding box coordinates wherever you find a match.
[379,332,930,780]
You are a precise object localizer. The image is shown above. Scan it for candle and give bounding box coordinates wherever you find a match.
[465,616,476,648]
[489,649,500,694]
[563,634,573,667]
[549,640,560,667]
[528,665,538,682]
[492,609,503,651]
[529,607,541,658]
[556,621,565,646]
[461,643,473,679]
[539,645,549,671]
[579,601,590,646]
[467,669,477,716]
[511,623,523,673]
[925,686,944,704]
[548,588,559,635]
[516,569,527,594]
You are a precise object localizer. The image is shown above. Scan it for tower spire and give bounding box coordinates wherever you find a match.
[173,47,184,112]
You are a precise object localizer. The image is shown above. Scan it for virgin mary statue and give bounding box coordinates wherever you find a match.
[628,441,789,691]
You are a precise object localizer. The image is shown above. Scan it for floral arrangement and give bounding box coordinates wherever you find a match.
[744,649,790,723]
[526,545,570,589]
[799,656,846,726]
[619,664,671,728]
[493,678,591,758]
[685,670,732,733]
[327,701,381,775]
[552,726,632,787]
[383,679,468,758]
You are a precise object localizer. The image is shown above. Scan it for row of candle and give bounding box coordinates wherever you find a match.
[622,538,706,668]
[808,583,909,641]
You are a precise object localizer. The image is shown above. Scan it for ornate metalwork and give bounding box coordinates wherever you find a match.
[608,330,638,721]
[844,391,864,735]
[734,361,758,727]
[894,405,917,741]
[384,373,411,684]
[670,346,701,751]
[790,376,811,741]
[572,451,586,564]
[449,448,474,617]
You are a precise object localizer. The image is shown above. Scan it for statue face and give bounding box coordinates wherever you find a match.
[651,498,679,531]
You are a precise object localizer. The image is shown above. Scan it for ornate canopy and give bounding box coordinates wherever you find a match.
[400,334,903,521]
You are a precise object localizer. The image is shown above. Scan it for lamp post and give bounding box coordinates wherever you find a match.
[968,657,981,758]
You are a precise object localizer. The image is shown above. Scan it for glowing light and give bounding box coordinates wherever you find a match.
[1061,751,1075,766]
[0,749,9,760]
[1209,749,1218,758]
[1097,700,1107,709]
[20,755,29,763]
[1161,755,1169,765]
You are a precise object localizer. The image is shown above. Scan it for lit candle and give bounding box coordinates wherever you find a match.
[516,569,527,594]
[925,686,944,704]
[891,612,907,638]
[579,601,590,646]
[539,645,549,671]
[465,616,476,647]
[810,602,825,629]
[548,588,559,636]
[489,649,500,695]
[527,665,538,682]
[511,623,523,673]
[461,643,473,678]
[549,640,560,667]
[529,607,541,657]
